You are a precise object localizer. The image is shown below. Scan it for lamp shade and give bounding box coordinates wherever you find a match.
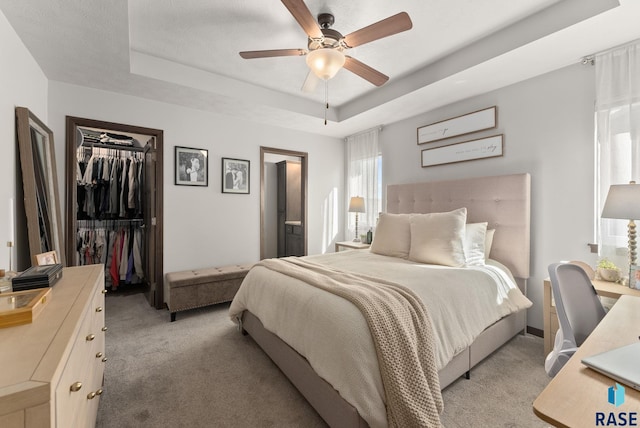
[306,48,345,80]
[348,196,365,213]
[601,184,640,220]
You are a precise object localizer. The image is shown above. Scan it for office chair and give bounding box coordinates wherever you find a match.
[545,262,607,377]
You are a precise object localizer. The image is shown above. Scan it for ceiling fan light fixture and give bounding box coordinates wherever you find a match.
[306,48,345,80]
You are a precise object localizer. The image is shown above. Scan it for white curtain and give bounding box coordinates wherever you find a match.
[596,40,640,269]
[345,128,381,240]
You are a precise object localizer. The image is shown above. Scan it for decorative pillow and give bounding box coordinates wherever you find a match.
[464,222,488,266]
[408,208,467,267]
[485,229,495,260]
[369,213,412,258]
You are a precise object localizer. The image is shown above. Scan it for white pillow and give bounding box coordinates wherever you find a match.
[485,228,495,260]
[408,208,467,267]
[464,222,488,266]
[369,213,412,258]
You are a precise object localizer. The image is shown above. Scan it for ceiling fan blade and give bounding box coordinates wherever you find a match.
[343,12,412,48]
[343,56,389,87]
[301,71,319,93]
[281,0,323,39]
[239,49,306,59]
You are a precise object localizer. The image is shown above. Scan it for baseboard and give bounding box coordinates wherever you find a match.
[527,326,543,337]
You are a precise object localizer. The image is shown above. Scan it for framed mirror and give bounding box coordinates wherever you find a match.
[16,107,66,266]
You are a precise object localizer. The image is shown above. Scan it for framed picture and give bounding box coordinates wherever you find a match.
[33,250,58,266]
[222,158,250,194]
[417,106,497,145]
[175,146,208,186]
[421,134,503,167]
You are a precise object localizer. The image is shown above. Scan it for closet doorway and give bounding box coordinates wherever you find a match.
[260,147,308,260]
[65,116,164,309]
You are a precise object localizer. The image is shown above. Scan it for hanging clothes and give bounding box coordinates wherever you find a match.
[77,220,145,289]
[75,128,147,290]
[75,144,144,221]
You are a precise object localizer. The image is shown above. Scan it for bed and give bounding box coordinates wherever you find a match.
[229,173,531,428]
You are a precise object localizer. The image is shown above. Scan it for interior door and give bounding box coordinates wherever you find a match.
[143,139,157,307]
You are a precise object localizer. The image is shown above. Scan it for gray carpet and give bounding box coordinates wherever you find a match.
[96,292,551,428]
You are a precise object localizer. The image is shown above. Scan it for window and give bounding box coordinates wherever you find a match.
[345,128,382,239]
[597,119,634,251]
[595,41,640,267]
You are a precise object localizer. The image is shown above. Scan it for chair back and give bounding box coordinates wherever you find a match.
[549,262,606,347]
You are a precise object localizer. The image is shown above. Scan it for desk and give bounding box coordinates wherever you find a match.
[335,241,370,252]
[533,295,640,427]
[543,278,640,356]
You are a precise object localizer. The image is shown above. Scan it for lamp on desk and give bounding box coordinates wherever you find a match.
[348,196,365,242]
[601,181,640,281]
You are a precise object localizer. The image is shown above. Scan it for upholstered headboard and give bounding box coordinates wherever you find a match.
[386,173,531,279]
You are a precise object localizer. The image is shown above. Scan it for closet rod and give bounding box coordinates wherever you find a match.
[82,141,146,152]
[77,219,145,229]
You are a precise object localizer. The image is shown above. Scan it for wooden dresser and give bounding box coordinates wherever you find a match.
[0,265,106,427]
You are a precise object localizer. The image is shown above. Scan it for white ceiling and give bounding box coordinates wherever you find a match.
[1,0,639,138]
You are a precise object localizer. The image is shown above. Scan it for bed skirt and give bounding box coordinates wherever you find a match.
[240,308,526,428]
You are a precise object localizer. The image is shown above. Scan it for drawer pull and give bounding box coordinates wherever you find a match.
[96,306,103,313]
[86,334,96,341]
[102,326,108,332]
[87,392,96,400]
[102,289,108,294]
[70,382,83,392]
[96,352,103,358]
[102,356,108,363]
[96,388,104,396]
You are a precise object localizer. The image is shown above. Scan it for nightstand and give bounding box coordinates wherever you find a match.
[543,277,640,356]
[335,241,371,252]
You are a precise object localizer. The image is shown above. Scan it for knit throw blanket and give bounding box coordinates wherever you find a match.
[257,257,443,428]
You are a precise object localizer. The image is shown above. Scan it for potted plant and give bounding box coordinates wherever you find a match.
[597,259,620,282]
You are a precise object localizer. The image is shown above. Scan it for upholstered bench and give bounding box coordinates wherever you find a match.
[164,264,253,322]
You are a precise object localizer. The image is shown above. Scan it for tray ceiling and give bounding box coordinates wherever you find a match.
[1,0,638,138]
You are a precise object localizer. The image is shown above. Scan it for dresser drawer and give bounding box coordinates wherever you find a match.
[55,309,94,428]
[87,288,107,423]
[55,279,106,428]
[285,224,302,235]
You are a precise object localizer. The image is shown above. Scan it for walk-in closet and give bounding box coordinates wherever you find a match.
[65,117,164,308]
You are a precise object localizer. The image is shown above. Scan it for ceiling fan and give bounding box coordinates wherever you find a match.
[239,0,413,89]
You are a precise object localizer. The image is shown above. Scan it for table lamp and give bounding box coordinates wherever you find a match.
[348,196,365,242]
[601,181,640,280]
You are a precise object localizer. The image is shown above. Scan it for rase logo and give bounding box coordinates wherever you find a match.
[596,383,638,426]
[609,383,626,407]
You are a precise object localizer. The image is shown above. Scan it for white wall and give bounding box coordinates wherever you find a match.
[0,9,48,271]
[47,81,344,275]
[381,63,597,331]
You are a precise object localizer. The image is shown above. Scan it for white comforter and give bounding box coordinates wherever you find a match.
[229,250,532,428]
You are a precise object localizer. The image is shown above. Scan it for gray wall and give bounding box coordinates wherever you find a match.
[0,9,48,270]
[46,81,345,276]
[380,63,597,331]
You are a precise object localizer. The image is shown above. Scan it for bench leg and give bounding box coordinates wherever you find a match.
[170,312,176,322]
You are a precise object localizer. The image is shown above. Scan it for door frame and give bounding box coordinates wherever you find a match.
[65,116,164,308]
[260,146,308,260]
